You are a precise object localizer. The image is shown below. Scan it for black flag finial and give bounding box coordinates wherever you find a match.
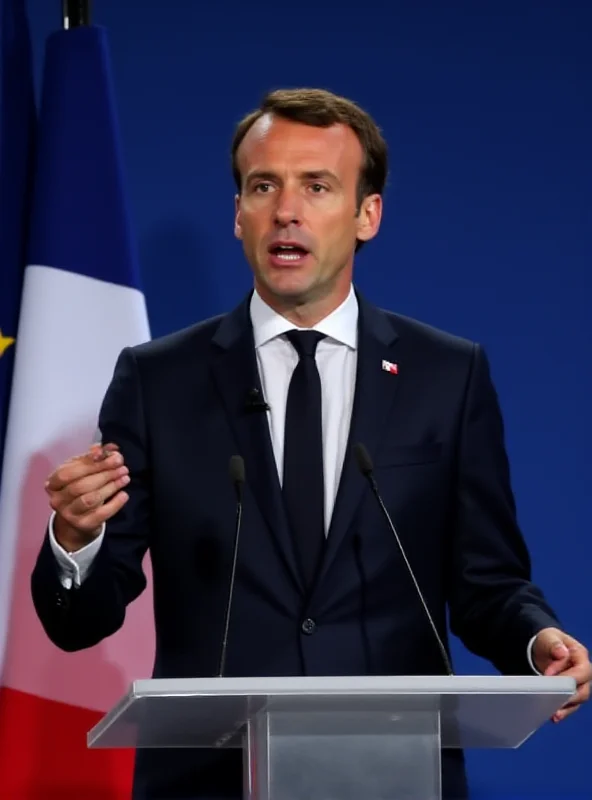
[62,0,91,29]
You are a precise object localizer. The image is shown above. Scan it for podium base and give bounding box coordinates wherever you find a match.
[245,709,441,800]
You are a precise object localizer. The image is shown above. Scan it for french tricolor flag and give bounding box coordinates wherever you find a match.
[382,359,398,375]
[0,19,154,798]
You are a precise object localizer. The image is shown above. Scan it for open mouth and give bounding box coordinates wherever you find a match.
[268,244,310,263]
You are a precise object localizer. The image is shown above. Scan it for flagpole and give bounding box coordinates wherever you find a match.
[62,0,91,29]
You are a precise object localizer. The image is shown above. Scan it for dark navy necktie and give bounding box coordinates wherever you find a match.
[282,329,326,588]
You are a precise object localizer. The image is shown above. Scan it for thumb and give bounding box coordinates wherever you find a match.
[544,639,571,675]
[549,640,570,659]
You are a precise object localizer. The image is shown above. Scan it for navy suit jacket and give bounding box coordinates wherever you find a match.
[31,290,560,799]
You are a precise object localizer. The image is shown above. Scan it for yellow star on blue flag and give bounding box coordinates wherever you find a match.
[0,330,16,357]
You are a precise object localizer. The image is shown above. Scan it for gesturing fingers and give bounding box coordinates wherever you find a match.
[44,441,131,534]
[46,448,124,493]
[61,488,131,536]
[56,469,130,516]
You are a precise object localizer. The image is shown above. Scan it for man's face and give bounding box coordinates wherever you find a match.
[234,114,382,312]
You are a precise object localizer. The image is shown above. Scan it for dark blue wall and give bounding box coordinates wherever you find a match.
[27,1,592,797]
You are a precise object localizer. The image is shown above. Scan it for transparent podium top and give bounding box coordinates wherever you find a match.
[88,674,574,751]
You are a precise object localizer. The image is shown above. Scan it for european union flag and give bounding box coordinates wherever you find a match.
[0,0,36,480]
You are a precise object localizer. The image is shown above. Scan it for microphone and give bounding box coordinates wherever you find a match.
[244,387,269,413]
[353,442,454,676]
[217,455,246,677]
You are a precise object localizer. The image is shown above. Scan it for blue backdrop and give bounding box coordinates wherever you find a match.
[26,1,591,797]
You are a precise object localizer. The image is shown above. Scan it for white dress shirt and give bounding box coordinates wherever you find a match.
[251,284,358,532]
[47,285,540,672]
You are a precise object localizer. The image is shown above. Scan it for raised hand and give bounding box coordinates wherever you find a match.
[45,442,130,551]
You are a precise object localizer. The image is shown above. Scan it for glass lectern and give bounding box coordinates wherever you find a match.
[87,674,574,800]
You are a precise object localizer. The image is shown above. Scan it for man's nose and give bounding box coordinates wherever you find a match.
[273,188,303,227]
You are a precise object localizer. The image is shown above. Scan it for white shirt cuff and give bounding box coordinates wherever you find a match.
[48,511,105,589]
[527,633,542,674]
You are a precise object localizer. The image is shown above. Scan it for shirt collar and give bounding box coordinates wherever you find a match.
[250,285,358,351]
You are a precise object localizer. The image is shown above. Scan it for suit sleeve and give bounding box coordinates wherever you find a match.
[30,347,151,651]
[447,343,561,674]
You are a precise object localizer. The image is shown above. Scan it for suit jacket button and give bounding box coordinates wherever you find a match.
[301,618,316,635]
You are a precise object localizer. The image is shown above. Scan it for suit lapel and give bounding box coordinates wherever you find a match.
[317,293,402,583]
[209,295,304,593]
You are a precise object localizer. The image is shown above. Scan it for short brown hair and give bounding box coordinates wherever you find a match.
[231,87,389,210]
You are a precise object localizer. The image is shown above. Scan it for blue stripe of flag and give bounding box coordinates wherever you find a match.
[0,0,36,473]
[27,26,142,291]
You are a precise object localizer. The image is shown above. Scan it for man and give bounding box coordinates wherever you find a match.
[31,88,590,799]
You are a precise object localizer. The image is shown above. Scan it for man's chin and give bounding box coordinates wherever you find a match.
[259,276,316,304]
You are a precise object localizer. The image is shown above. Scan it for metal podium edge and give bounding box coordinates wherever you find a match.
[86,674,576,747]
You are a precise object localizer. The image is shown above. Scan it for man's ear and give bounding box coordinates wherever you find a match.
[234,194,242,240]
[356,193,382,243]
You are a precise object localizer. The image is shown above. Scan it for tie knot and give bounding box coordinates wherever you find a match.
[285,329,326,358]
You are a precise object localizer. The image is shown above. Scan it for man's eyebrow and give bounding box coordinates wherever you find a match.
[244,170,277,184]
[244,169,342,186]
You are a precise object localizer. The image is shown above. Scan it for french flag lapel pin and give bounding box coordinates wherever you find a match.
[382,359,399,375]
